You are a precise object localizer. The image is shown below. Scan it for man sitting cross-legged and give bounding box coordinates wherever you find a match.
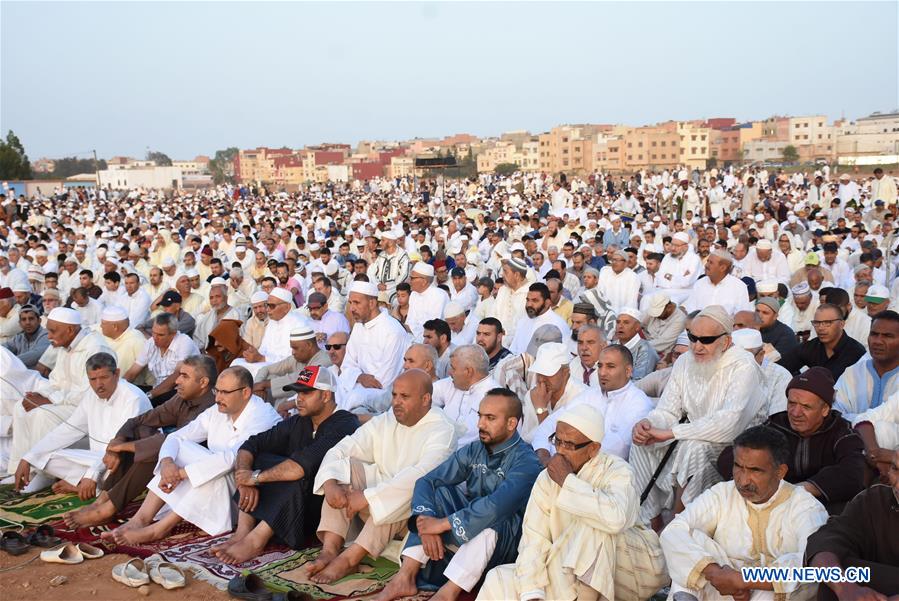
[212,366,359,565]
[63,354,216,528]
[102,366,280,544]
[478,404,667,601]
[306,368,459,584]
[14,352,151,498]
[376,388,542,601]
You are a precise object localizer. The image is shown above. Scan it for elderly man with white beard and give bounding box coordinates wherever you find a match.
[629,305,766,530]
[406,262,450,342]
[656,232,702,304]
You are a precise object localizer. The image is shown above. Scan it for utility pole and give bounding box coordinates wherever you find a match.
[93,149,100,190]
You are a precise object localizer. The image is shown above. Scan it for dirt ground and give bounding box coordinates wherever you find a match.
[0,551,229,601]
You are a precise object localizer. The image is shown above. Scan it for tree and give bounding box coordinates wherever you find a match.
[146,150,172,166]
[494,162,519,176]
[209,147,239,184]
[0,130,32,179]
[782,145,799,164]
[51,156,107,179]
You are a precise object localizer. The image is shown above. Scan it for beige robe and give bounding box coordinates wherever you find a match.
[478,452,667,601]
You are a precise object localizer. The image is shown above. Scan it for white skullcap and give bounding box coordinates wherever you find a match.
[11,281,32,293]
[268,288,293,304]
[250,291,269,304]
[672,232,690,244]
[754,214,765,222]
[412,262,435,277]
[235,245,247,253]
[185,268,200,278]
[101,305,129,322]
[348,280,379,297]
[209,277,228,288]
[381,230,400,241]
[444,301,465,319]
[675,330,691,347]
[709,248,734,263]
[308,243,320,252]
[791,282,812,297]
[289,324,316,341]
[756,239,773,250]
[617,307,643,322]
[757,280,778,294]
[324,261,338,276]
[47,307,81,326]
[557,404,605,444]
[162,257,176,267]
[732,328,763,350]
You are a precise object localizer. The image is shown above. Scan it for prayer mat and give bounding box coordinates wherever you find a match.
[0,483,91,528]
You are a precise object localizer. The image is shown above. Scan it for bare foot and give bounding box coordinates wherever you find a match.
[217,534,267,565]
[51,480,78,495]
[431,581,464,601]
[374,573,419,601]
[64,500,117,528]
[113,521,170,545]
[306,547,339,578]
[310,554,359,584]
[100,516,149,542]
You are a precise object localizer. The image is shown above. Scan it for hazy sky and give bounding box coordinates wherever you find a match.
[2,1,897,160]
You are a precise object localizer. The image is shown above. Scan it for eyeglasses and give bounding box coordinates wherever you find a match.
[213,385,248,395]
[687,332,727,345]
[811,319,843,327]
[265,303,280,309]
[324,343,346,350]
[548,433,592,451]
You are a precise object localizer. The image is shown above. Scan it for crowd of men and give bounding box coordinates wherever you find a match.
[0,162,897,600]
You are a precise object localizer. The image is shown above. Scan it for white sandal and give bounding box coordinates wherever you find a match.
[40,543,84,564]
[149,561,186,589]
[76,542,104,559]
[112,558,150,587]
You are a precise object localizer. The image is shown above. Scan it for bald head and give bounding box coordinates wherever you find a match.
[404,343,438,378]
[734,310,762,330]
[392,368,434,427]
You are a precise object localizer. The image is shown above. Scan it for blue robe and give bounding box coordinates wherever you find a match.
[405,431,542,589]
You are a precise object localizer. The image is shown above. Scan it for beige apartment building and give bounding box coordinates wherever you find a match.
[836,111,899,157]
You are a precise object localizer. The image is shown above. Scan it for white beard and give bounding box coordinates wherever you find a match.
[684,347,725,380]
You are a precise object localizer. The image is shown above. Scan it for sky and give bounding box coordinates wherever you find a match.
[2,1,897,160]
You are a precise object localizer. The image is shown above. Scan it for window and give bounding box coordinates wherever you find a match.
[628,142,633,148]
[652,141,657,147]
[562,137,568,143]
[652,154,657,159]
[638,142,643,148]
[691,135,697,142]
[628,155,633,160]
[692,148,697,154]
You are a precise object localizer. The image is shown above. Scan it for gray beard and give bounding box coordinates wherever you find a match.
[684,348,724,379]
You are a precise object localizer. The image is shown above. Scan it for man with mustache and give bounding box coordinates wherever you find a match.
[630,305,767,530]
[661,425,828,601]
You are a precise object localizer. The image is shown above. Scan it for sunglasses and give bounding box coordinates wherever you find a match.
[324,343,346,350]
[687,332,727,345]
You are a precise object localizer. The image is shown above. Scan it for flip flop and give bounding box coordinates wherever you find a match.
[0,531,30,556]
[76,542,104,559]
[149,561,186,590]
[27,525,62,548]
[40,543,84,564]
[112,558,150,587]
[227,573,273,601]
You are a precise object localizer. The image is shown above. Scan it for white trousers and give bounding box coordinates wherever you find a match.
[8,401,75,474]
[39,449,104,487]
[402,528,497,592]
[147,440,235,536]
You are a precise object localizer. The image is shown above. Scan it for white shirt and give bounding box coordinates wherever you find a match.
[597,266,640,313]
[657,251,702,292]
[135,332,199,383]
[509,309,571,355]
[258,311,308,363]
[23,380,151,481]
[406,285,449,341]
[158,394,281,487]
[742,248,792,284]
[119,288,152,327]
[531,382,653,460]
[449,282,479,313]
[310,309,351,348]
[340,309,410,391]
[432,375,499,447]
[683,274,752,315]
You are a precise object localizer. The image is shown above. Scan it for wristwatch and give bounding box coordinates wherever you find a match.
[535,407,548,416]
[251,469,261,485]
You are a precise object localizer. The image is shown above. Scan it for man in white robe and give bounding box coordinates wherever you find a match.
[339,281,410,412]
[0,347,41,473]
[520,342,586,442]
[630,306,766,527]
[834,312,899,421]
[406,262,449,341]
[102,366,280,544]
[731,329,793,416]
[597,250,640,313]
[306,369,458,584]
[660,425,828,601]
[7,307,113,473]
[684,250,753,315]
[532,344,654,462]
[431,345,499,447]
[853,391,899,481]
[232,288,307,379]
[656,233,702,304]
[478,404,667,601]
[13,352,151,495]
[509,282,570,356]
[489,258,532,350]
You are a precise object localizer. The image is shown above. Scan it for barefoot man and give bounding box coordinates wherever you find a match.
[306,369,458,584]
[14,353,151,499]
[102,366,280,545]
[376,388,541,601]
[212,366,358,564]
[62,355,216,528]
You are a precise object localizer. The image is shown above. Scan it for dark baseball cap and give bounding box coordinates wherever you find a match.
[159,290,182,307]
